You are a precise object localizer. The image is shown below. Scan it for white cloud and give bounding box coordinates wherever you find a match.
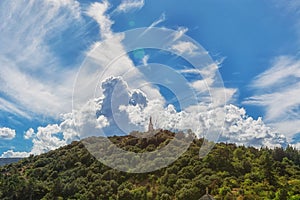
[251,56,300,89]
[30,124,66,155]
[183,63,237,105]
[122,97,286,148]
[0,0,81,69]
[59,113,79,143]
[86,1,113,39]
[24,128,34,140]
[140,12,166,36]
[5,124,69,157]
[4,99,109,157]
[244,2,300,144]
[245,83,300,121]
[114,0,144,13]
[94,76,149,134]
[142,55,149,66]
[1,150,29,158]
[100,77,286,148]
[76,2,163,109]
[0,0,82,118]
[221,105,287,148]
[149,12,166,28]
[47,0,81,18]
[0,1,163,123]
[268,120,300,139]
[0,58,74,118]
[172,27,189,41]
[2,73,286,157]
[0,127,16,140]
[0,97,31,119]
[191,79,213,94]
[292,142,300,150]
[244,56,300,141]
[0,1,287,158]
[170,41,199,56]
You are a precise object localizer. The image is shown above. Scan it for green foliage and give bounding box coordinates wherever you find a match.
[0,131,299,199]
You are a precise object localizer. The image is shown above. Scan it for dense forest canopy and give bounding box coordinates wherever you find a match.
[0,130,300,200]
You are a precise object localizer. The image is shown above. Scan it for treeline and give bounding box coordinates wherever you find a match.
[0,130,300,200]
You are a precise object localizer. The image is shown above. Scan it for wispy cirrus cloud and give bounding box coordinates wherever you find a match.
[251,56,300,90]
[0,97,31,119]
[114,0,144,13]
[170,41,199,56]
[180,63,237,105]
[172,27,189,42]
[0,0,84,119]
[77,1,163,105]
[149,12,166,27]
[86,0,113,39]
[1,0,290,157]
[244,56,300,141]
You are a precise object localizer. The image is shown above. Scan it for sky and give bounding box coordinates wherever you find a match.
[0,0,300,157]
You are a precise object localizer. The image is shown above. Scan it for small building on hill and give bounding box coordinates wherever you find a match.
[199,194,215,200]
[200,188,215,200]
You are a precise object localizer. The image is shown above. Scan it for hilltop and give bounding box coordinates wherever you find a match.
[0,130,300,200]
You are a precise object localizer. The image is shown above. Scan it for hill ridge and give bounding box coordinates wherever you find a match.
[0,130,300,199]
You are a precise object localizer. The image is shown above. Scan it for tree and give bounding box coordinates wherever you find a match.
[259,151,276,186]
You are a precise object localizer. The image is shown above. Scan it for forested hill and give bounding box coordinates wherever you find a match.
[0,130,300,200]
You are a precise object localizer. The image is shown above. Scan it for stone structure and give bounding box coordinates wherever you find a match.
[148,116,154,132]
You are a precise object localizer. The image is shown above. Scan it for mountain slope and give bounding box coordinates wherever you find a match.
[0,130,300,200]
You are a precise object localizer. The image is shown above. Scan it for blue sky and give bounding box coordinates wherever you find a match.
[0,0,300,157]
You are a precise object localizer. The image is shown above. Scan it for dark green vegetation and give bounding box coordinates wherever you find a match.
[0,130,300,200]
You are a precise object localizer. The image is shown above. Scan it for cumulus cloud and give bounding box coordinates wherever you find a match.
[0,127,16,140]
[24,128,34,140]
[75,1,163,112]
[2,74,288,157]
[1,150,29,158]
[221,105,287,148]
[96,77,286,148]
[3,124,67,157]
[122,97,286,148]
[114,0,144,13]
[244,56,300,141]
[95,76,149,135]
[0,1,164,157]
[0,0,289,157]
[30,125,66,155]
